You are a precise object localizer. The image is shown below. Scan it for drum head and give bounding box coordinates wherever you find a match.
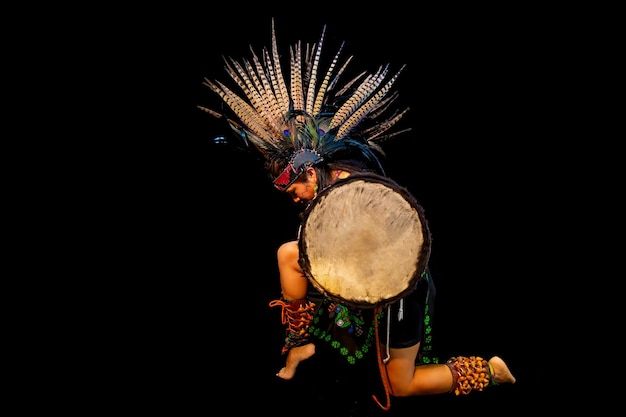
[299,173,430,308]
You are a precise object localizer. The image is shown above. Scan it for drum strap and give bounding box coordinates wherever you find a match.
[381,304,393,363]
[372,306,392,411]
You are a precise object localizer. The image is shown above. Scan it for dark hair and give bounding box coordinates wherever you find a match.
[294,159,382,191]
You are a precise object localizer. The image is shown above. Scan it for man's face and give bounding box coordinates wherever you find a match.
[284,169,317,204]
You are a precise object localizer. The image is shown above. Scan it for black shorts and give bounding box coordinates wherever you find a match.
[381,288,424,349]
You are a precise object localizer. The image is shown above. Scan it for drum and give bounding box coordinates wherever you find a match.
[299,173,431,308]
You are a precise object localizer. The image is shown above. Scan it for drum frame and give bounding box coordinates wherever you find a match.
[298,173,431,309]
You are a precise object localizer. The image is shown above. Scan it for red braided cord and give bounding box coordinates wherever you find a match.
[372,306,392,411]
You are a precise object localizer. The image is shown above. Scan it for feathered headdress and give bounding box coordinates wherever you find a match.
[199,19,411,190]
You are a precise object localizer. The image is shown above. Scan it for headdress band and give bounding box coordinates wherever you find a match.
[273,149,323,191]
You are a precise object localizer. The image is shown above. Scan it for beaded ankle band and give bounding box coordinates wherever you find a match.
[445,356,496,395]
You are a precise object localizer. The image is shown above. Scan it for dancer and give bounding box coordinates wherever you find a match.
[200,19,515,411]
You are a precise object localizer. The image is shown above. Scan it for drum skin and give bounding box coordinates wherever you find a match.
[299,173,431,309]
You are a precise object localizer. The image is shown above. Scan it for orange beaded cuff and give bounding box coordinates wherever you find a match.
[445,356,493,395]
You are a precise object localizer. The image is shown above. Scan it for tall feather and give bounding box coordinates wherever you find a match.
[201,18,410,165]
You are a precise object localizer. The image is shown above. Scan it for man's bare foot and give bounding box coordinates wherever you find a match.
[488,356,516,384]
[276,343,316,380]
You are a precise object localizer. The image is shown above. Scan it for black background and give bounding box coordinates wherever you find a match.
[83,5,566,415]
